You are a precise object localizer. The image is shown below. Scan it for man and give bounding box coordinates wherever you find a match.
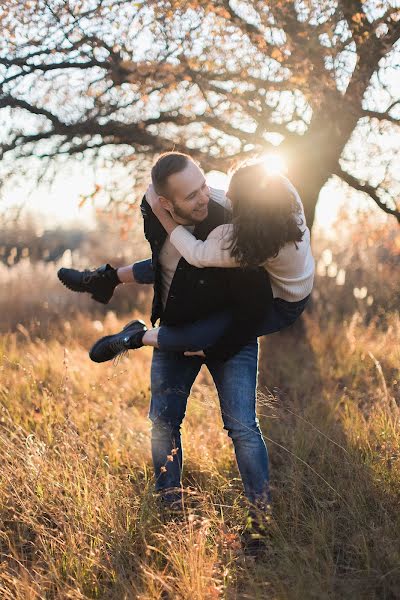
[58,152,272,548]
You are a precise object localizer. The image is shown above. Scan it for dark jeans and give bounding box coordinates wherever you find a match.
[134,261,310,507]
[158,294,311,352]
[149,339,271,505]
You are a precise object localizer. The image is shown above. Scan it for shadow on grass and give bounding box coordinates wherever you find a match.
[232,315,400,599]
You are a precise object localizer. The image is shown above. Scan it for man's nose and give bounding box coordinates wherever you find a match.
[199,188,210,204]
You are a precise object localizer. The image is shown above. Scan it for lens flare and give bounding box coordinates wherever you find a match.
[262,153,287,175]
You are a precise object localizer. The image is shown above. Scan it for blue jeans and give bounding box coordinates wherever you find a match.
[149,340,270,505]
[158,295,310,352]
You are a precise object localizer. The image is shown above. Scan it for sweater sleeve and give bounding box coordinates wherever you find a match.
[204,267,273,362]
[169,224,239,268]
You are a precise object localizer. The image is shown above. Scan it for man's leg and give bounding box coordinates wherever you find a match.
[149,348,202,503]
[206,340,271,506]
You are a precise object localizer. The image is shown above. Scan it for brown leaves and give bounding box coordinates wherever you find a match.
[271,48,284,62]
[351,13,364,25]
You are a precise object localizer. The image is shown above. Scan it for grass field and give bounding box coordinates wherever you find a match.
[1,306,399,599]
[1,214,399,599]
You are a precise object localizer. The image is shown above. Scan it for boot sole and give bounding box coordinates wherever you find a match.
[57,271,110,304]
[89,320,147,363]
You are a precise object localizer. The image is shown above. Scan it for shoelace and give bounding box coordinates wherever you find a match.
[82,270,103,284]
[110,337,130,365]
[113,350,129,366]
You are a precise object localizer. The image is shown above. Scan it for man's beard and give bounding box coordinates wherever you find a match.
[170,204,208,225]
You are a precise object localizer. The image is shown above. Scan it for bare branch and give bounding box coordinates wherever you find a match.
[0,0,398,227]
[0,56,103,71]
[334,165,400,223]
[361,109,399,125]
[0,95,65,127]
[337,0,365,36]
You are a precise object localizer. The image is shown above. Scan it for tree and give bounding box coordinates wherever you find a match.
[1,0,399,228]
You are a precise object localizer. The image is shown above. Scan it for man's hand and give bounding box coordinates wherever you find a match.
[145,184,161,211]
[184,350,205,357]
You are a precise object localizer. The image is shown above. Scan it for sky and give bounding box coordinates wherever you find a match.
[1,2,398,234]
[2,162,103,230]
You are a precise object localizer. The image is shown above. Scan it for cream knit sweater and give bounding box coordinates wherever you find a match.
[169,178,315,302]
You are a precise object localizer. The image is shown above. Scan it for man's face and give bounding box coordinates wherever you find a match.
[160,161,210,225]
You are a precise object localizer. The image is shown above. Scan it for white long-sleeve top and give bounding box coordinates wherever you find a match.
[169,179,315,302]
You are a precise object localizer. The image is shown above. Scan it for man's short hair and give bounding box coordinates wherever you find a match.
[151,152,192,197]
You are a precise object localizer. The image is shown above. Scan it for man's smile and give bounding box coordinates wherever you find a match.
[193,205,208,215]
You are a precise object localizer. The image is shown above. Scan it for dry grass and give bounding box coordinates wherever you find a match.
[0,306,399,599]
[1,211,399,598]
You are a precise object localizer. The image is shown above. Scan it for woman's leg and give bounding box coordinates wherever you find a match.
[257,295,310,336]
[142,295,310,354]
[143,311,233,352]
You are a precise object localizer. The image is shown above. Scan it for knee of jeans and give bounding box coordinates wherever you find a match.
[150,415,181,440]
[148,389,187,431]
[225,421,263,443]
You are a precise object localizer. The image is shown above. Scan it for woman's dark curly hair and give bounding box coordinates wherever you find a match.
[227,162,305,267]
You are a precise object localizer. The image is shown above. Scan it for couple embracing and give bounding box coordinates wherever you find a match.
[58,151,314,549]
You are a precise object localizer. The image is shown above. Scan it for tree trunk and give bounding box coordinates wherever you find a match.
[283,95,361,231]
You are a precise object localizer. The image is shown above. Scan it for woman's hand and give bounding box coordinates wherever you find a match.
[145,184,161,211]
[146,183,179,235]
[184,350,205,358]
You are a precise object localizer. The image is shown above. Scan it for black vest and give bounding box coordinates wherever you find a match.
[140,195,233,326]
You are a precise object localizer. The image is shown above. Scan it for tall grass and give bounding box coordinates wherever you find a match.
[0,254,151,337]
[0,211,399,598]
[0,307,399,598]
[0,211,151,335]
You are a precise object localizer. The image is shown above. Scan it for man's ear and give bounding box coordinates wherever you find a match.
[159,195,173,211]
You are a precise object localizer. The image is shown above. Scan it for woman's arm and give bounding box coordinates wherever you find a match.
[146,183,238,268]
[150,195,238,268]
[170,225,239,268]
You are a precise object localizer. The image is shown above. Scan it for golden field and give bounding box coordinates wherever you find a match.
[0,212,399,599]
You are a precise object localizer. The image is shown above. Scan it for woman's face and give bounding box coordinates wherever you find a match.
[226,186,234,208]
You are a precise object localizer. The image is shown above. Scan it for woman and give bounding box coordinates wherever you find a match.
[136,161,315,360]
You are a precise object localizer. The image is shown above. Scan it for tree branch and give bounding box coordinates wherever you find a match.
[334,165,400,222]
[361,109,399,125]
[0,95,65,127]
[0,57,103,72]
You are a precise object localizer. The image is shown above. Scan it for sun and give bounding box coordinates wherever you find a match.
[261,153,287,175]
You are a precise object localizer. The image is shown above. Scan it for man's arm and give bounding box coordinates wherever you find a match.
[203,268,273,362]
